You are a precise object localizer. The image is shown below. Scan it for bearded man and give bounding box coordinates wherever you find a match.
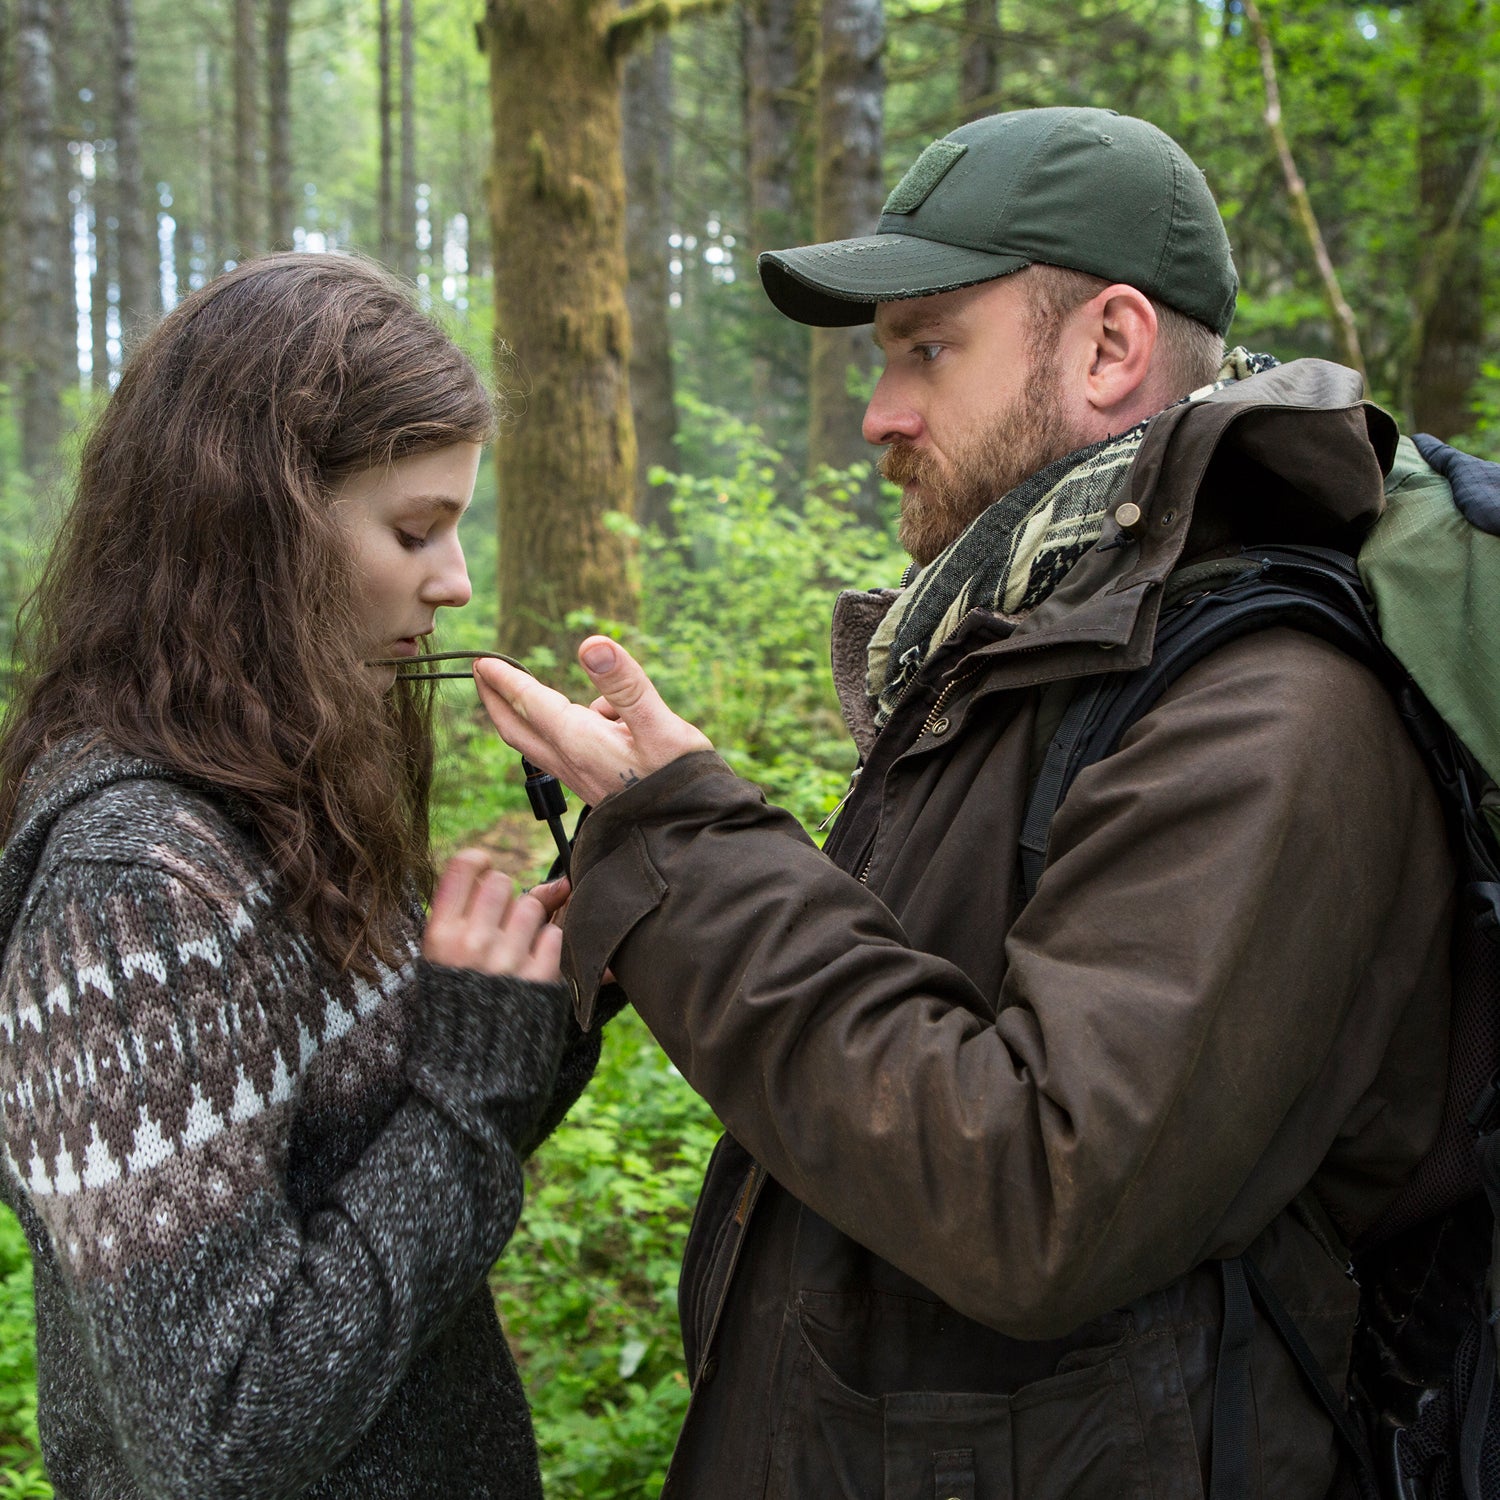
[478,108,1452,1500]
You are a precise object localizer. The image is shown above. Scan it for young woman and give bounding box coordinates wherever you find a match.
[0,253,594,1499]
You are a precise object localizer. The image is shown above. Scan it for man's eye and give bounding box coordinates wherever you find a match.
[914,343,942,364]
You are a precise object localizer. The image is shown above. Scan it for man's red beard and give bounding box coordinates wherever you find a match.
[880,367,1081,567]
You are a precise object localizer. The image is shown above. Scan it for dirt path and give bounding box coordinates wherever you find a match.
[466,809,567,885]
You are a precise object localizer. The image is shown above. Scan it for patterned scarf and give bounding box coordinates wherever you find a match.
[868,347,1277,727]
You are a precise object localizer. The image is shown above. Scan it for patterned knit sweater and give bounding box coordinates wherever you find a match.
[0,738,598,1499]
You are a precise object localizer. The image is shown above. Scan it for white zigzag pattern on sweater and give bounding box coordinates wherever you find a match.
[6,919,415,1199]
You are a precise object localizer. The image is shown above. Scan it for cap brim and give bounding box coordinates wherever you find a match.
[758,234,1031,327]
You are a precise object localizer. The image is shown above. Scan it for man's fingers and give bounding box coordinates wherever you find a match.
[473,640,711,806]
[472,658,570,761]
[528,876,572,918]
[576,637,669,729]
[579,636,714,770]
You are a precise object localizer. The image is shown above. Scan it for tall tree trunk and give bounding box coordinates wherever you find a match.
[1409,0,1486,436]
[807,0,883,498]
[113,0,151,343]
[197,44,227,277]
[398,0,417,278]
[744,0,809,448]
[959,0,1000,121]
[378,0,394,263]
[90,158,112,389]
[232,0,260,257]
[622,23,677,526]
[18,0,70,475]
[266,0,294,252]
[485,0,638,662]
[52,0,74,369]
[0,0,16,399]
[1183,0,1201,101]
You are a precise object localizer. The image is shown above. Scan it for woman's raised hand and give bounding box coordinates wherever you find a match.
[422,849,564,982]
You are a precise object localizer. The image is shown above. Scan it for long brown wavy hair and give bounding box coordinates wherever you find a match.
[0,252,497,973]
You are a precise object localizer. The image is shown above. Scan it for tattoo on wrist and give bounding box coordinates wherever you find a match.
[620,769,641,787]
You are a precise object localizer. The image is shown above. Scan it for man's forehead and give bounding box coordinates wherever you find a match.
[871,277,1023,346]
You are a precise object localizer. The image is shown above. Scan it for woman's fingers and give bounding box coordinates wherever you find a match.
[423,853,561,982]
[467,868,513,939]
[515,921,564,984]
[429,846,491,925]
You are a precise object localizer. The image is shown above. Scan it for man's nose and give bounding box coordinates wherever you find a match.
[862,373,923,446]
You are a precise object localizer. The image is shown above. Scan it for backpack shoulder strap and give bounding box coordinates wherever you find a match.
[1019,546,1393,902]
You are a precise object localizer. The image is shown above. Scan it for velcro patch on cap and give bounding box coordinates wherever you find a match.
[883,140,967,216]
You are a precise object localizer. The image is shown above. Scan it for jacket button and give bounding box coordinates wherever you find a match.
[930,716,950,736]
[699,1356,718,1385]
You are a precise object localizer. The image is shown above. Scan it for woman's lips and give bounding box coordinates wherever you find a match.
[389,638,420,658]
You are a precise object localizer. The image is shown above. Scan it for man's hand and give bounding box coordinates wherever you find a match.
[423,848,564,981]
[473,636,712,806]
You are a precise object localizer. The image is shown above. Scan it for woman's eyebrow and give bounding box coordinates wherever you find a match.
[404,494,468,516]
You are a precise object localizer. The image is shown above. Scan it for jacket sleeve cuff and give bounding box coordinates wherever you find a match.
[562,827,666,1029]
[562,751,733,1028]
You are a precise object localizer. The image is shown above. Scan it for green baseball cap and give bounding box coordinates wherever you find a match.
[759,107,1237,337]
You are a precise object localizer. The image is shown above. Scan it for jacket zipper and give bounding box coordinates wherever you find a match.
[850,615,1103,884]
[851,665,986,885]
[817,766,861,833]
[694,1162,765,1377]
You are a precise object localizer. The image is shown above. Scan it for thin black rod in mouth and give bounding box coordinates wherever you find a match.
[365,649,528,681]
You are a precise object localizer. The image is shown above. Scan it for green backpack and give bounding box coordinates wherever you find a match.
[1365,436,1500,847]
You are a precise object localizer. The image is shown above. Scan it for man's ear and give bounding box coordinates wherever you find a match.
[1078,284,1158,419]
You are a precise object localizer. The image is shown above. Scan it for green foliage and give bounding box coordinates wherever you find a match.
[0,1207,48,1499]
[0,398,51,674]
[624,396,905,830]
[493,1010,720,1499]
[1456,361,1500,461]
[428,700,534,856]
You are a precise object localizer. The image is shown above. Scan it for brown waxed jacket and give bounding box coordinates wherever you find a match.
[562,362,1455,1500]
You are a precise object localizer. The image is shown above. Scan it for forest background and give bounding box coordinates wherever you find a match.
[0,0,1495,1493]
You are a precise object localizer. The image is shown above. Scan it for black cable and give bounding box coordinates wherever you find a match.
[521,757,570,877]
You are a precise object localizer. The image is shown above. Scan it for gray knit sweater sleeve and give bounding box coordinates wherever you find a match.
[0,853,570,1500]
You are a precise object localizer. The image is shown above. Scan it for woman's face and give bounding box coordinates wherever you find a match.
[334,442,482,684]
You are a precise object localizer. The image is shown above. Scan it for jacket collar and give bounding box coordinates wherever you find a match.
[831,359,1396,759]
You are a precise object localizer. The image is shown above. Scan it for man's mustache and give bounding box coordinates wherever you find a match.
[879,441,936,488]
